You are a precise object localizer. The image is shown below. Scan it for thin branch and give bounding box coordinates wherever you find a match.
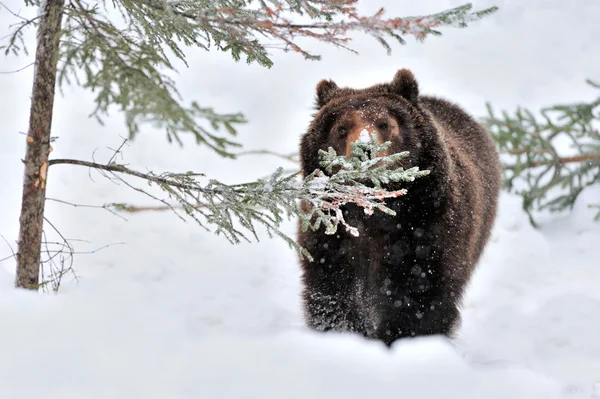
[527,153,600,168]
[111,203,204,213]
[106,137,129,165]
[46,197,127,220]
[35,215,123,292]
[108,171,195,224]
[49,158,208,192]
[0,62,35,74]
[0,1,29,21]
[0,233,17,264]
[237,149,300,164]
[41,216,76,292]
[0,241,124,261]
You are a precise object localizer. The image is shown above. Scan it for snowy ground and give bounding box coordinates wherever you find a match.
[1,0,600,397]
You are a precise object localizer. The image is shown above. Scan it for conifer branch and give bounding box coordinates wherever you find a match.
[483,79,600,225]
[49,158,210,192]
[49,135,430,260]
[0,2,40,56]
[521,153,600,169]
[46,197,127,220]
[135,1,497,58]
[2,0,497,155]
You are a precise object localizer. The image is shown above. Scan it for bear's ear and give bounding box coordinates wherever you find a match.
[315,79,339,108]
[390,68,419,104]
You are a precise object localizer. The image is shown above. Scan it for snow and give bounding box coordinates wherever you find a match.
[308,175,329,189]
[1,0,600,397]
[358,128,372,143]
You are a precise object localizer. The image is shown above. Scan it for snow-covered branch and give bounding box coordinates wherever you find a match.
[49,134,430,260]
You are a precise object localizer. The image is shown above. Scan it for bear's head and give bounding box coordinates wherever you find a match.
[299,69,436,180]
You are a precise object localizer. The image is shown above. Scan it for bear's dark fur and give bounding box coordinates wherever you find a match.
[296,68,501,346]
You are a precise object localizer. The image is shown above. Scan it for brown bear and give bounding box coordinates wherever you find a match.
[296,68,501,347]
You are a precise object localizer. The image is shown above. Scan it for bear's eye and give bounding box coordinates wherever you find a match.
[377,121,389,130]
[337,126,348,136]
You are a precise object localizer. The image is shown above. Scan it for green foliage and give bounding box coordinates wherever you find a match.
[1,0,498,156]
[482,80,600,226]
[58,0,247,156]
[106,135,429,260]
[298,132,430,238]
[393,3,498,46]
[0,10,38,57]
[318,132,429,190]
[434,3,499,28]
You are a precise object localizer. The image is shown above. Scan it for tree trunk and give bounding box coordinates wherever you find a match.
[15,0,65,290]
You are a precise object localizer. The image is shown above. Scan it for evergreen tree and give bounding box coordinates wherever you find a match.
[1,0,497,290]
[483,80,600,226]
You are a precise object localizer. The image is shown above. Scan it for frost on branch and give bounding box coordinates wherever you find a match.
[194,133,429,259]
[167,132,428,261]
[297,131,430,240]
[58,133,429,261]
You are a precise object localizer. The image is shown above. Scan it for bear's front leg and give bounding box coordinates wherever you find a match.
[302,284,363,333]
[298,228,367,334]
[371,289,461,346]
